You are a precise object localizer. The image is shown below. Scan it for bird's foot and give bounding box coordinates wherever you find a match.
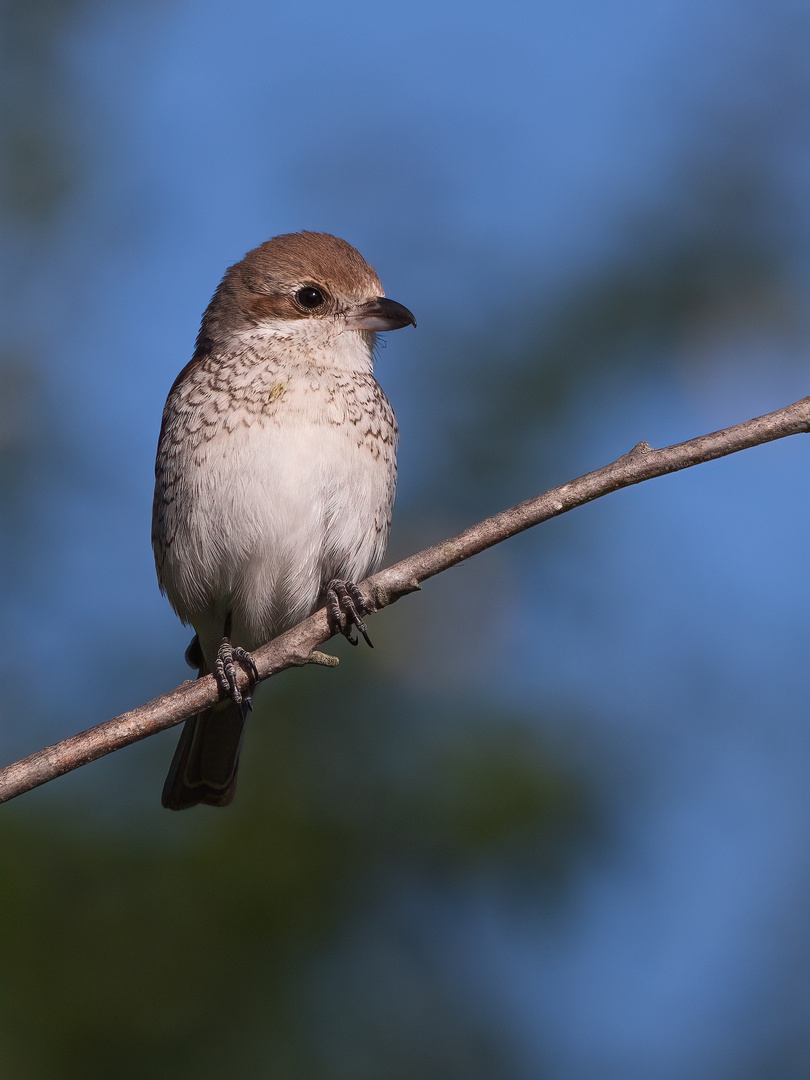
[214,638,259,716]
[326,579,373,647]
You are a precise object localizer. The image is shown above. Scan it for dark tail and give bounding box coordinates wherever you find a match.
[162,700,247,810]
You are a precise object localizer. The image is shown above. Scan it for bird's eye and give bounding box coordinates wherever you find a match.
[295,286,326,310]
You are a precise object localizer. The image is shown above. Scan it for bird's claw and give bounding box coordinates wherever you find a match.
[326,579,374,647]
[214,638,259,716]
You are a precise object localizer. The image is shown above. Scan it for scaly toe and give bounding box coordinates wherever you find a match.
[326,579,374,648]
[214,637,258,708]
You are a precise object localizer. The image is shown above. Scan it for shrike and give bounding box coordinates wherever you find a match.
[152,232,415,809]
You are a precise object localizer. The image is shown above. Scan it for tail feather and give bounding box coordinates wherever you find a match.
[162,701,247,810]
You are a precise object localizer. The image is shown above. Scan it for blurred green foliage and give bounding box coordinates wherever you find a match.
[0,669,597,1077]
[0,0,85,223]
[445,169,792,503]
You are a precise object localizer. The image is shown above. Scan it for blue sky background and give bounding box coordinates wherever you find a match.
[2,1,810,1076]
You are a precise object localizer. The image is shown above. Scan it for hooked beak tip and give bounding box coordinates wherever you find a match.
[344,296,416,332]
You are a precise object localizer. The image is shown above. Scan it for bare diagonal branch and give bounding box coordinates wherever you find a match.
[2,395,808,804]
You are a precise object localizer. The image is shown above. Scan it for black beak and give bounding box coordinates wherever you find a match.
[344,296,417,332]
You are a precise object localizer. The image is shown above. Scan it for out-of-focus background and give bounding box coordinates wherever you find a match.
[1,1,809,1076]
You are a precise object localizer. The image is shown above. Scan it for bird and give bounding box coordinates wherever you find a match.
[152,231,416,810]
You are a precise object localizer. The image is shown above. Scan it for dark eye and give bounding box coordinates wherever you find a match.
[295,286,326,309]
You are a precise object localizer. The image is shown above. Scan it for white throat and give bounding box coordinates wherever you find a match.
[234,318,376,374]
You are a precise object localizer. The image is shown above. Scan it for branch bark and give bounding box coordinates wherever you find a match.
[2,396,809,804]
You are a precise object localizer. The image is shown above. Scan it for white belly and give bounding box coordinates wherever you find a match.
[161,416,394,664]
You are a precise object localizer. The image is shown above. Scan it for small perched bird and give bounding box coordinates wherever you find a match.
[152,232,416,810]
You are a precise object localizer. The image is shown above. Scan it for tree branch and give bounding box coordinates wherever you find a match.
[2,396,809,804]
